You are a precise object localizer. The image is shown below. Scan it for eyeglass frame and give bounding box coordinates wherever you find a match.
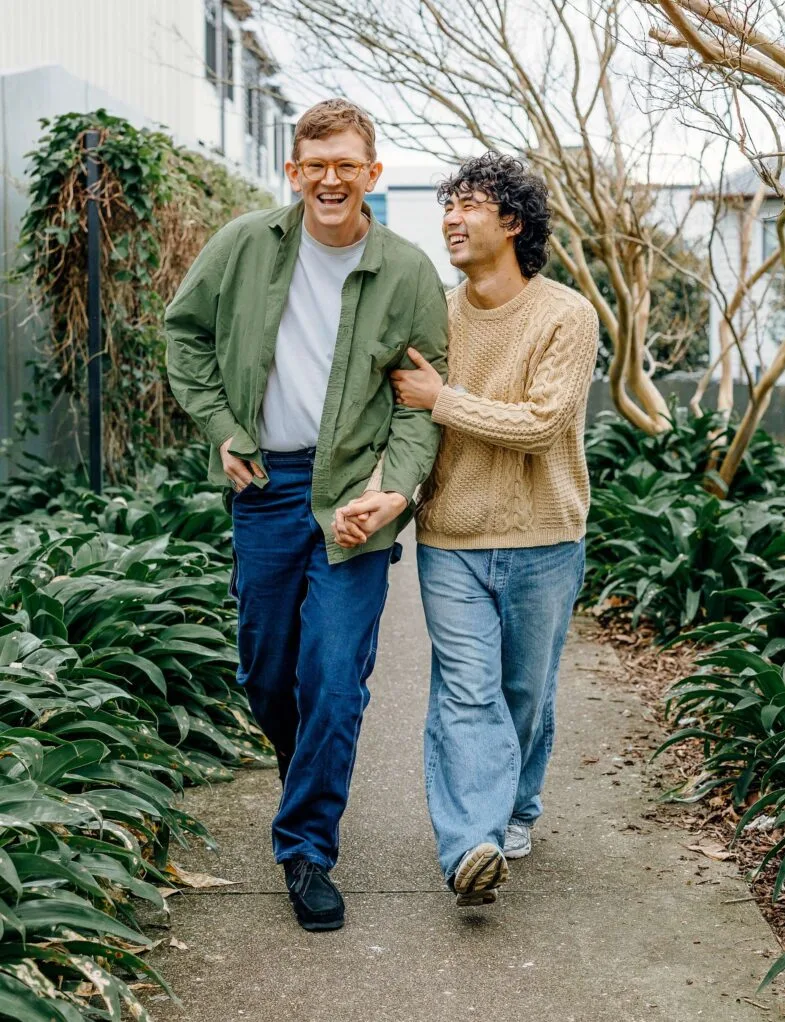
[295,158,372,183]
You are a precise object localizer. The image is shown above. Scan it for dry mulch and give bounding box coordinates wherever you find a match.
[586,615,785,966]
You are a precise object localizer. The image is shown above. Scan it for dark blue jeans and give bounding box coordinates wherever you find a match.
[230,449,393,869]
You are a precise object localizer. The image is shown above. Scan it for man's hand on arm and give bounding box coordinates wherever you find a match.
[332,491,408,549]
[390,348,444,411]
[220,437,265,491]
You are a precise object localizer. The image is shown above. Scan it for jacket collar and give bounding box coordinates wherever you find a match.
[269,200,382,275]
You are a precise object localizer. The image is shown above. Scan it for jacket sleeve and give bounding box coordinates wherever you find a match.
[165,223,252,451]
[431,302,598,454]
[380,264,449,501]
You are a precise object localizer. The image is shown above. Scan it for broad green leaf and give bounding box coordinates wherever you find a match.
[0,972,73,1022]
[16,893,148,944]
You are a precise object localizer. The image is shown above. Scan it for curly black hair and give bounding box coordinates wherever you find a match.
[436,151,552,279]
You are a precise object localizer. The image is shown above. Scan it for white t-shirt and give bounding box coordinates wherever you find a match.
[259,222,368,452]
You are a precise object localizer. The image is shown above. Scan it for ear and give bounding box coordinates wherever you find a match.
[505,217,523,239]
[365,161,384,193]
[285,160,302,195]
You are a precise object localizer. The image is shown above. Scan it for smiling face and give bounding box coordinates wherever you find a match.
[442,187,521,272]
[285,129,383,247]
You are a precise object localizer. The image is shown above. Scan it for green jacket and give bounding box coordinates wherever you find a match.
[165,201,448,564]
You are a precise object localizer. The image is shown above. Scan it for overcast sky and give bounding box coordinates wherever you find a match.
[259,4,762,187]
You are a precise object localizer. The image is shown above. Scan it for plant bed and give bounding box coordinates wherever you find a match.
[0,453,273,1020]
[592,624,785,990]
[584,409,785,990]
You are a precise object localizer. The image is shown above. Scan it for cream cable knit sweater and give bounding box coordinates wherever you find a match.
[416,273,599,550]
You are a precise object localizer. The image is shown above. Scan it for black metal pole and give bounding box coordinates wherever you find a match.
[85,130,103,495]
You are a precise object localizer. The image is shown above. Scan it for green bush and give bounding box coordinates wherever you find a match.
[586,406,785,498]
[586,409,785,989]
[656,593,785,989]
[0,451,270,1019]
[584,410,785,636]
[10,109,275,483]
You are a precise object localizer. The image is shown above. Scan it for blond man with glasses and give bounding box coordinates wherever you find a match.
[166,99,448,932]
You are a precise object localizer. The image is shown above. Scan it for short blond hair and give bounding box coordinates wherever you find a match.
[292,99,376,161]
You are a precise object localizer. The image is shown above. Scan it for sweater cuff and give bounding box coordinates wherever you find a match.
[431,385,461,427]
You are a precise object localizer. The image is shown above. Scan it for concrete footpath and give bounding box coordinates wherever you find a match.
[146,540,781,1022]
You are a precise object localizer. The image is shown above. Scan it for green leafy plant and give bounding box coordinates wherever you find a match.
[0,451,271,1019]
[584,410,785,635]
[654,604,785,990]
[587,410,785,989]
[586,406,785,497]
[11,109,274,484]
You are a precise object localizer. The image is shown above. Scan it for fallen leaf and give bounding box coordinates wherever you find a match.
[687,841,732,861]
[169,937,189,951]
[165,863,236,889]
[581,756,600,765]
[156,887,179,899]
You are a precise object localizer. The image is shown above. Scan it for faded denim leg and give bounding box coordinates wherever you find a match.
[417,545,520,880]
[497,540,585,825]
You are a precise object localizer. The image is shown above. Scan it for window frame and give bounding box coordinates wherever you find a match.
[763,217,781,263]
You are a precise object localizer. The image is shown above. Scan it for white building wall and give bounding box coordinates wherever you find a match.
[0,0,291,202]
[650,184,714,248]
[387,188,459,287]
[380,166,460,287]
[0,0,200,141]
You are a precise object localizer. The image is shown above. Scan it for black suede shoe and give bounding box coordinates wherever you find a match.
[284,858,345,931]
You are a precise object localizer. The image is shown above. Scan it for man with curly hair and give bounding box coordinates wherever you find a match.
[338,151,598,906]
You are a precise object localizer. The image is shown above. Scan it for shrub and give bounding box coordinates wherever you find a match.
[0,452,270,1019]
[584,410,785,636]
[10,109,275,484]
[656,591,785,989]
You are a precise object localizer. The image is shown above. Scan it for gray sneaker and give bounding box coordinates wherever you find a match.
[504,821,532,859]
[452,842,508,906]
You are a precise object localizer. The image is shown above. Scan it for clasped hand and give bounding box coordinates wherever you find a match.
[390,348,444,410]
[332,491,408,549]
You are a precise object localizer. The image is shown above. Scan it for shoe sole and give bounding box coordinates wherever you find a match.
[456,887,499,907]
[297,915,345,932]
[453,843,509,906]
[288,895,345,932]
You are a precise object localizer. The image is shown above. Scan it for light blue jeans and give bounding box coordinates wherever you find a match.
[417,540,585,880]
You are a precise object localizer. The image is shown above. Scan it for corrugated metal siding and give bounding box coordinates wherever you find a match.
[0,0,200,142]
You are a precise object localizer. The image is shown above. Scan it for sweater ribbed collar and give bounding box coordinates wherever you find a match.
[457,273,543,321]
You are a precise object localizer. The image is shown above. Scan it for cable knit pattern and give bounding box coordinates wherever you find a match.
[416,274,599,550]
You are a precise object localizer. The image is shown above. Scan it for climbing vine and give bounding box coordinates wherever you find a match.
[14,108,274,482]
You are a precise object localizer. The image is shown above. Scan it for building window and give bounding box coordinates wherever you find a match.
[763,217,780,263]
[225,33,235,101]
[243,49,269,178]
[365,192,387,224]
[205,0,218,84]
